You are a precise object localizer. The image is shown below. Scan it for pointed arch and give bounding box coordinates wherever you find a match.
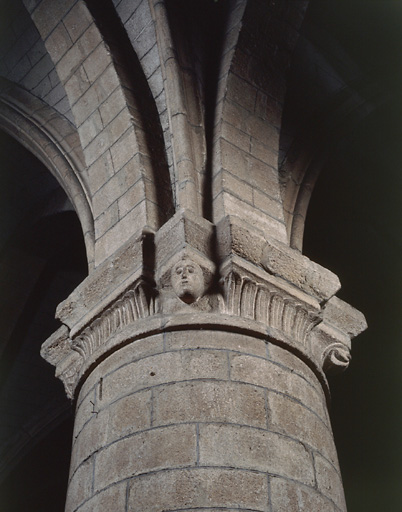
[0,79,95,269]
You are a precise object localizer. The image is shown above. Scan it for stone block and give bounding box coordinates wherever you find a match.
[56,43,83,83]
[104,389,152,442]
[73,65,119,125]
[110,127,139,172]
[45,22,72,62]
[63,1,93,43]
[199,424,315,485]
[219,192,288,243]
[153,380,267,428]
[73,387,96,439]
[221,98,249,131]
[250,137,278,168]
[147,66,163,98]
[77,483,126,512]
[70,413,108,474]
[94,424,197,491]
[83,42,110,84]
[255,90,282,127]
[64,68,90,107]
[268,343,323,392]
[32,0,76,40]
[57,232,147,327]
[220,138,248,176]
[77,23,103,60]
[127,0,152,37]
[246,154,281,198]
[253,188,284,219]
[230,353,327,421]
[116,0,142,24]
[132,22,157,62]
[78,335,164,401]
[117,179,146,218]
[216,214,339,302]
[43,82,67,107]
[270,477,335,511]
[226,72,257,111]
[22,53,54,90]
[78,108,104,149]
[154,209,215,275]
[117,196,159,240]
[87,150,114,195]
[221,120,251,153]
[94,201,119,239]
[245,114,279,150]
[65,458,94,512]
[83,108,133,168]
[322,296,367,338]
[94,205,147,264]
[92,173,125,218]
[98,85,126,127]
[106,109,133,155]
[315,453,347,511]
[140,43,159,79]
[102,349,230,404]
[165,330,267,358]
[127,468,269,511]
[213,169,254,205]
[27,39,47,68]
[268,393,338,466]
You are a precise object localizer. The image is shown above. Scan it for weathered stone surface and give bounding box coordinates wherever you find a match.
[153,380,268,428]
[103,390,152,442]
[315,453,347,510]
[56,231,151,330]
[322,295,367,338]
[127,468,270,511]
[230,352,327,420]
[165,329,268,358]
[77,483,126,512]
[199,424,315,485]
[216,214,340,302]
[77,333,165,401]
[268,392,338,466]
[102,349,230,404]
[94,424,197,491]
[65,458,93,512]
[270,477,335,511]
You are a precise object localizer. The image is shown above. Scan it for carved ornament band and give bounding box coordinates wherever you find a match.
[41,211,367,399]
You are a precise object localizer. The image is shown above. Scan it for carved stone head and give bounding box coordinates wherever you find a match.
[170,258,205,304]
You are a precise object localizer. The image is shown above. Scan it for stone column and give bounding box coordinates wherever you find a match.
[42,210,366,512]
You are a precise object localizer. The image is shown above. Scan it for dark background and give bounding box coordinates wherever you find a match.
[302,1,402,509]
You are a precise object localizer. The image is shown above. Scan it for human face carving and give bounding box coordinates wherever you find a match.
[171,259,205,303]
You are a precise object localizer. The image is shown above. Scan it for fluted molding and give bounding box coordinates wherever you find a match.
[72,279,156,361]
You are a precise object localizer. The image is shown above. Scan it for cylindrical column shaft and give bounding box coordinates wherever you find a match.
[66,329,345,512]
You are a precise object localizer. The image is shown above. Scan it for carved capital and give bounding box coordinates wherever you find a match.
[42,212,367,399]
[220,256,321,346]
[217,215,367,376]
[42,211,221,399]
[310,296,367,374]
[155,210,222,314]
[41,326,83,399]
[71,278,155,360]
